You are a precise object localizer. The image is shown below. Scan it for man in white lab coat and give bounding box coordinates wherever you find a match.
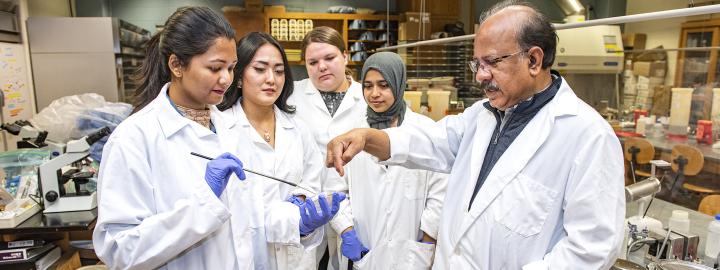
[325,1,626,269]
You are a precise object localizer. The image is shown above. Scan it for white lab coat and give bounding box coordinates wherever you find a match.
[290,78,367,270]
[343,110,448,270]
[94,84,257,269]
[289,78,367,193]
[382,79,625,270]
[218,100,325,270]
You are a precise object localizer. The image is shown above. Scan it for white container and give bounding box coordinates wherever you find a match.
[705,214,720,262]
[712,88,720,140]
[668,210,690,234]
[636,116,648,135]
[669,88,693,136]
[427,90,450,121]
[403,91,422,113]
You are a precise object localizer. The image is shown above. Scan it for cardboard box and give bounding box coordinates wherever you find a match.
[623,33,647,49]
[649,77,665,86]
[651,85,671,116]
[399,12,431,41]
[633,61,666,77]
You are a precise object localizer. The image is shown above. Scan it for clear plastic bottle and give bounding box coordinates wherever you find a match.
[668,210,690,234]
[705,214,720,266]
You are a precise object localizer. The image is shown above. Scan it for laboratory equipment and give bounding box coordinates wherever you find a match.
[645,227,700,261]
[648,259,715,270]
[705,214,720,267]
[189,152,316,195]
[668,210,690,235]
[697,120,713,144]
[0,120,64,155]
[610,259,646,270]
[624,160,671,262]
[669,88,693,139]
[39,127,111,213]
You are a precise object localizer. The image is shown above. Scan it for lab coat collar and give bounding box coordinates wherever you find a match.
[231,99,295,130]
[453,77,578,247]
[154,83,221,139]
[303,78,363,117]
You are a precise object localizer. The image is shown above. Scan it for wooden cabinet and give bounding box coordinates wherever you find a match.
[675,19,720,87]
[262,9,398,65]
[397,0,461,33]
[397,0,460,17]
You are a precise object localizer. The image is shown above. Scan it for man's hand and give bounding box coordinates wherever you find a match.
[325,128,369,176]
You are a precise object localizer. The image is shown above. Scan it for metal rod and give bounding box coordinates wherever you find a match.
[376,4,720,52]
[609,46,720,53]
[190,152,316,195]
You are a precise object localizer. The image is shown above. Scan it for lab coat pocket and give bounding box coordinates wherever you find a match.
[351,248,374,269]
[402,172,426,200]
[403,240,435,269]
[495,174,558,237]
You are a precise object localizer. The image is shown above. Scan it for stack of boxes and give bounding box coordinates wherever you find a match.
[632,60,667,111]
[623,60,637,108]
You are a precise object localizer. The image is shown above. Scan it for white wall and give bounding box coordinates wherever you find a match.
[624,0,693,86]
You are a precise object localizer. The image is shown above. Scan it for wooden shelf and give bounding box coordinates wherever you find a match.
[265,11,399,21]
[348,28,398,32]
[348,40,389,43]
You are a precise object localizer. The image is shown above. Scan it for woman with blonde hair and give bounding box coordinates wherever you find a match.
[289,26,367,270]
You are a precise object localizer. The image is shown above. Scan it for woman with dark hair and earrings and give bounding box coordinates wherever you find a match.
[93,6,251,269]
[218,32,346,270]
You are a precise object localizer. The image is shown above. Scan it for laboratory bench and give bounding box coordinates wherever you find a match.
[627,198,716,256]
[0,209,99,268]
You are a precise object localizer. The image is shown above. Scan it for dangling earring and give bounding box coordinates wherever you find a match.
[237,81,243,89]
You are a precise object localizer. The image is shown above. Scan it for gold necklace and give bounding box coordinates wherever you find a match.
[262,129,271,142]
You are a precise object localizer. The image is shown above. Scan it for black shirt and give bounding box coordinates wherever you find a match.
[468,71,562,209]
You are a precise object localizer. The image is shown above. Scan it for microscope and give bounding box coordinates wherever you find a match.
[1,120,64,156]
[38,127,110,213]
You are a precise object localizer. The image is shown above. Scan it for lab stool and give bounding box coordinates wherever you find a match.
[666,144,708,208]
[623,137,655,184]
[699,194,720,216]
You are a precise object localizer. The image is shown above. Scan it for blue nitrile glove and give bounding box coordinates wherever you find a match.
[341,229,369,262]
[287,195,305,207]
[298,192,347,235]
[204,152,246,197]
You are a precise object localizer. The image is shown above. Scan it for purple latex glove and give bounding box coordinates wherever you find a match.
[341,229,369,262]
[297,192,346,235]
[204,152,246,197]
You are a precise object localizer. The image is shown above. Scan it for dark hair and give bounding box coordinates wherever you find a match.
[479,0,558,69]
[217,32,295,113]
[300,26,352,77]
[131,6,236,114]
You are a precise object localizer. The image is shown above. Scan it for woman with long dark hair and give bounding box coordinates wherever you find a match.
[218,32,345,270]
[93,7,251,269]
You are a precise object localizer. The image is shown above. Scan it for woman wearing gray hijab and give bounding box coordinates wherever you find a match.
[336,52,448,269]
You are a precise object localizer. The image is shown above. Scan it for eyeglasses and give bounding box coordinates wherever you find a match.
[468,50,526,75]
